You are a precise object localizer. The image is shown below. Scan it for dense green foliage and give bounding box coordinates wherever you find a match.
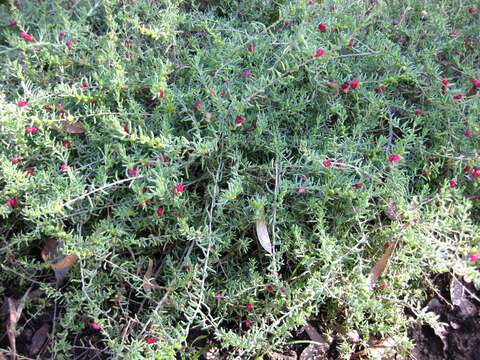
[1,0,479,358]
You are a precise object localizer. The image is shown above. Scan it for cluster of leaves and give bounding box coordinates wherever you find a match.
[0,0,479,358]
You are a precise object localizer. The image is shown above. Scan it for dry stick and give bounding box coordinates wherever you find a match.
[183,161,223,340]
[271,159,280,282]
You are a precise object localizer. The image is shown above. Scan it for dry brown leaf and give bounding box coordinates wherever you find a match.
[29,323,50,356]
[450,276,477,317]
[41,239,77,284]
[6,289,31,360]
[63,121,85,134]
[300,323,329,360]
[256,219,273,254]
[143,258,156,294]
[365,242,396,290]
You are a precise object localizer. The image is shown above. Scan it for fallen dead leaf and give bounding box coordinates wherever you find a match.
[142,258,156,294]
[29,323,50,356]
[450,276,477,317]
[6,289,31,360]
[63,121,85,134]
[41,239,78,284]
[365,241,396,290]
[300,323,329,359]
[256,219,273,254]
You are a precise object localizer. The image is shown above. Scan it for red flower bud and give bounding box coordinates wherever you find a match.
[468,6,477,14]
[6,197,17,207]
[18,100,27,108]
[322,160,332,168]
[19,31,33,42]
[314,48,325,58]
[350,78,359,90]
[245,303,253,312]
[317,22,327,32]
[449,179,456,189]
[127,168,137,177]
[388,154,401,164]
[156,206,164,217]
[235,115,244,126]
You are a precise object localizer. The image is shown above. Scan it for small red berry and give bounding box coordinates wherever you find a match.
[173,182,184,196]
[6,197,17,207]
[350,78,359,90]
[388,154,401,164]
[468,253,478,263]
[468,6,476,14]
[242,319,252,329]
[89,322,101,331]
[415,108,423,116]
[317,22,327,32]
[156,206,164,217]
[145,337,156,344]
[340,82,350,91]
[19,31,33,42]
[471,168,480,178]
[235,115,244,126]
[453,94,464,101]
[17,100,27,108]
[60,162,68,173]
[245,303,253,312]
[471,79,480,88]
[159,89,165,98]
[25,125,38,134]
[314,48,325,58]
[25,168,34,176]
[127,168,137,177]
[322,160,332,168]
[449,179,456,189]
[193,100,202,112]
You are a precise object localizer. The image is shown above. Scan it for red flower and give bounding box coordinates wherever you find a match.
[89,322,101,331]
[317,22,327,32]
[145,337,156,344]
[235,115,244,126]
[347,39,354,48]
[471,79,480,88]
[471,168,480,178]
[468,253,478,263]
[81,80,88,89]
[6,197,17,207]
[245,303,253,312]
[246,43,255,53]
[388,154,401,164]
[127,168,137,177]
[19,31,33,42]
[173,182,184,196]
[340,82,350,91]
[60,162,68,173]
[350,79,359,90]
[297,187,306,195]
[214,292,222,302]
[314,48,325,58]
[452,94,464,101]
[25,125,38,134]
[449,179,456,189]
[25,168,34,176]
[464,129,473,138]
[322,160,332,168]
[468,6,477,14]
[18,100,27,108]
[159,89,164,98]
[65,39,72,50]
[193,99,202,112]
[10,157,21,164]
[156,206,164,217]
